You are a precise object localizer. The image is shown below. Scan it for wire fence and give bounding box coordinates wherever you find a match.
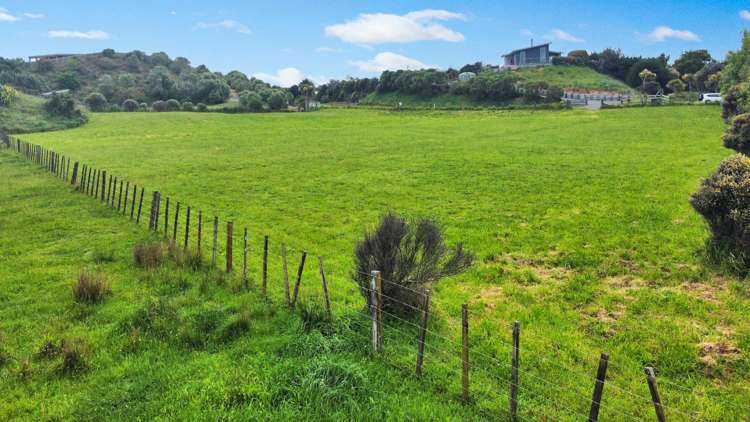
[2,135,739,421]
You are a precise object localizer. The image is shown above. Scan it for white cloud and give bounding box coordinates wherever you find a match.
[325,9,465,45]
[0,8,19,22]
[196,20,251,35]
[48,30,110,40]
[23,12,44,19]
[741,10,750,21]
[546,29,584,43]
[252,67,329,87]
[638,26,700,42]
[315,47,344,53]
[170,10,177,16]
[351,52,437,72]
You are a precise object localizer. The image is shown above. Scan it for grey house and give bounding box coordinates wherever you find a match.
[502,43,561,68]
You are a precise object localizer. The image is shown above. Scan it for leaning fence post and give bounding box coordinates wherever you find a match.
[510,321,520,420]
[318,256,331,320]
[588,353,609,422]
[462,303,470,404]
[262,235,269,296]
[243,227,249,289]
[291,251,306,308]
[173,202,180,241]
[184,206,191,249]
[282,243,291,307]
[226,221,233,273]
[370,271,380,353]
[415,290,431,377]
[644,367,666,422]
[211,216,218,266]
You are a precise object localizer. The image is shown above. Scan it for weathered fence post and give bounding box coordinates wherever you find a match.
[110,176,116,207]
[148,191,157,230]
[644,367,666,422]
[226,221,233,273]
[197,210,203,255]
[173,202,180,241]
[588,353,609,422]
[154,192,161,230]
[94,170,99,198]
[211,216,218,266]
[415,290,431,377]
[282,244,290,307]
[65,157,70,182]
[243,227,249,289]
[462,303,470,404]
[71,162,79,185]
[101,171,107,202]
[510,321,520,421]
[262,235,269,296]
[291,251,306,308]
[130,184,137,219]
[123,181,129,215]
[164,197,170,238]
[318,256,331,320]
[370,271,380,353]
[184,206,191,249]
[117,180,123,211]
[136,187,144,223]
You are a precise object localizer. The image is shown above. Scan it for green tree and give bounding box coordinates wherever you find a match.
[239,90,263,112]
[267,91,286,111]
[84,92,108,112]
[667,79,685,93]
[673,49,712,76]
[55,71,81,91]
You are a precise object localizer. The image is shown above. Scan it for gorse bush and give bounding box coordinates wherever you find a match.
[133,240,166,268]
[723,113,750,154]
[72,271,111,304]
[0,84,18,106]
[353,212,473,316]
[691,154,750,271]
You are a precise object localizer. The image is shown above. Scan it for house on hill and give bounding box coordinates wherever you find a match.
[502,42,561,68]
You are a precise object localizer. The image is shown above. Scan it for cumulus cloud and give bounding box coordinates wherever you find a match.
[546,29,584,43]
[638,26,700,42]
[741,10,750,20]
[23,12,44,19]
[252,67,328,87]
[196,20,251,35]
[325,9,465,45]
[48,30,110,40]
[351,52,437,72]
[0,7,19,22]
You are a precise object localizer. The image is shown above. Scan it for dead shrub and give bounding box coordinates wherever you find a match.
[134,240,166,268]
[72,271,111,304]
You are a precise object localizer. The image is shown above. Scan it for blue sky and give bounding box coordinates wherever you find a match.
[1,0,749,86]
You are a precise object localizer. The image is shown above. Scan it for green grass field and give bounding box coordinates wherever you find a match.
[4,106,749,420]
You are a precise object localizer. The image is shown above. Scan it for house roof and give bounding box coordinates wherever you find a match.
[502,43,556,57]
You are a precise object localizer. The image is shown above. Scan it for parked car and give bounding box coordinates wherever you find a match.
[700,93,722,104]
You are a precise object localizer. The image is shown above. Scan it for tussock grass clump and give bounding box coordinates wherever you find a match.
[220,310,251,342]
[169,243,203,269]
[133,240,166,268]
[59,338,88,374]
[120,297,180,337]
[37,338,62,359]
[298,302,332,334]
[92,247,115,263]
[72,271,111,304]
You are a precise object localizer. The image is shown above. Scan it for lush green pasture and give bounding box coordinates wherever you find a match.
[9,106,750,420]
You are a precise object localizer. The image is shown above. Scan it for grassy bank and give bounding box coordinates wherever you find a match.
[0,91,86,134]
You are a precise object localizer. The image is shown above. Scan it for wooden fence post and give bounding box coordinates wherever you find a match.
[130,185,137,219]
[588,353,609,422]
[173,202,180,241]
[243,227,249,289]
[123,181,129,215]
[71,162,79,185]
[101,171,107,202]
[110,176,116,207]
[94,170,100,198]
[226,221,233,273]
[510,321,520,421]
[212,216,218,266]
[415,290,431,377]
[291,251,306,308]
[164,197,170,238]
[644,367,666,422]
[148,191,157,230]
[262,235,269,296]
[318,256,331,319]
[136,187,144,223]
[184,206,191,249]
[462,303,470,404]
[282,243,290,307]
[375,271,382,348]
[154,192,161,230]
[370,271,380,353]
[197,210,203,255]
[65,157,70,182]
[117,180,123,211]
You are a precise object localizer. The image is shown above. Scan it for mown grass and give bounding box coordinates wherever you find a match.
[0,91,86,134]
[9,106,750,420]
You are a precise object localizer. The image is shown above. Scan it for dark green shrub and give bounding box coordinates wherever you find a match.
[166,99,181,111]
[353,212,473,316]
[196,102,207,112]
[72,271,111,304]
[151,100,167,112]
[108,104,121,112]
[723,113,750,154]
[139,102,148,111]
[691,154,750,271]
[267,91,286,111]
[122,99,138,112]
[182,101,194,111]
[44,92,79,117]
[133,240,166,267]
[239,90,263,112]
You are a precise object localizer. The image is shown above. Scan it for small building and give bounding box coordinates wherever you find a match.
[458,72,476,81]
[502,42,561,68]
[28,54,78,63]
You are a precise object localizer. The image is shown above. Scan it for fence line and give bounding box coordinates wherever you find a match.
[0,136,719,421]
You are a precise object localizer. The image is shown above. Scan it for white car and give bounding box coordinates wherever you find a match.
[700,93,722,104]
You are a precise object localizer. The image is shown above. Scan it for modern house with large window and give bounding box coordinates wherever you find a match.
[502,42,561,68]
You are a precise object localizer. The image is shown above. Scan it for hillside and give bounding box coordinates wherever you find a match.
[513,65,635,93]
[0,90,86,133]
